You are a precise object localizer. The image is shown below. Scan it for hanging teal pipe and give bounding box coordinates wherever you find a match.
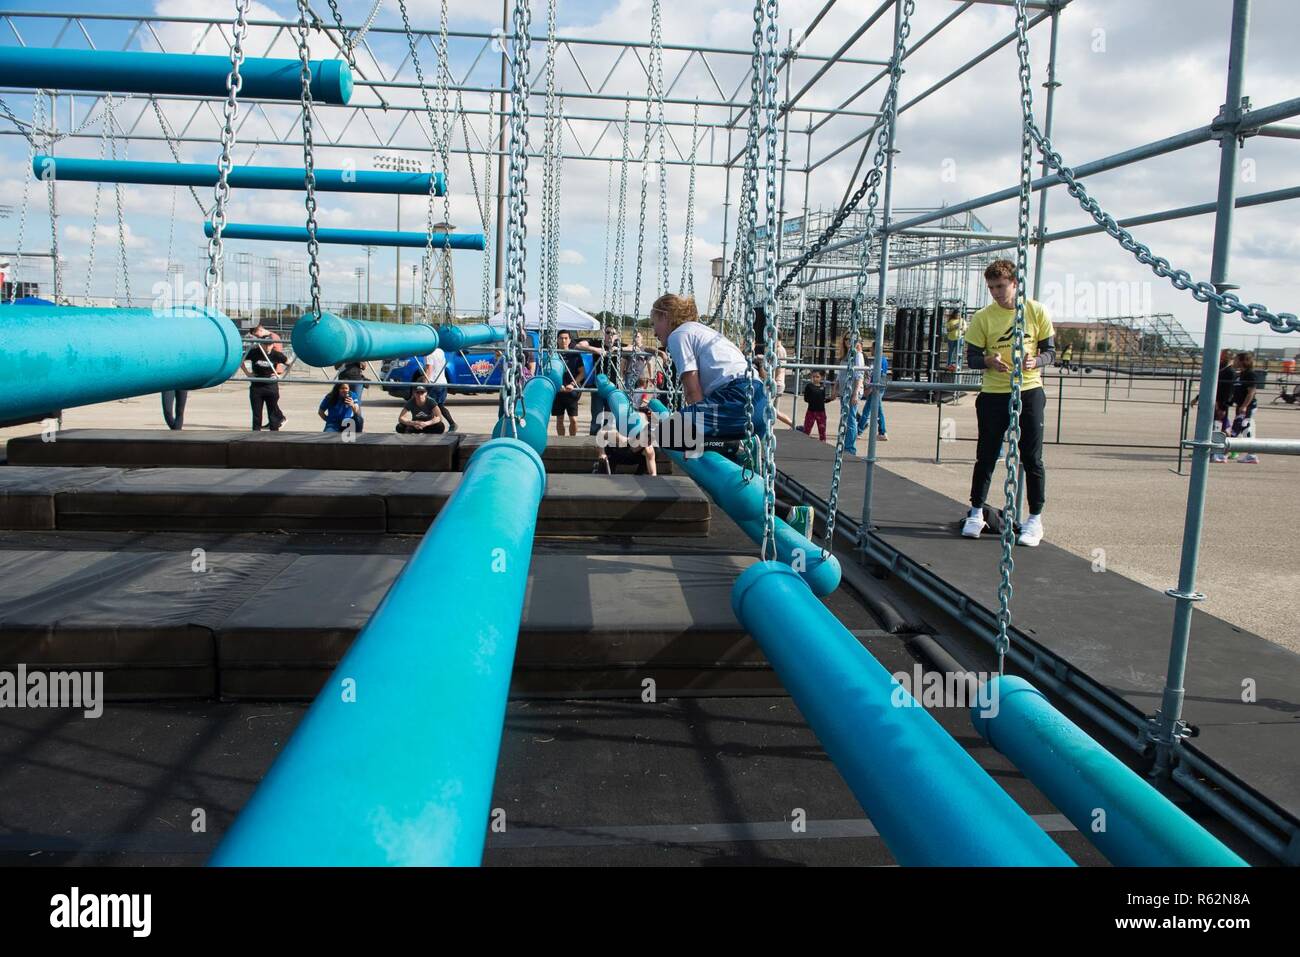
[647,397,840,596]
[493,373,556,454]
[205,222,486,250]
[0,305,241,423]
[210,438,546,866]
[33,156,444,195]
[733,562,1074,866]
[971,675,1246,867]
[594,374,647,435]
[290,313,503,366]
[0,47,352,103]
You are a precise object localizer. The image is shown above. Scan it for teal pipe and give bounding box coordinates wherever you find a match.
[0,47,351,103]
[33,156,443,195]
[0,305,241,422]
[291,314,502,367]
[647,397,840,596]
[440,324,505,351]
[211,438,546,866]
[733,563,1075,866]
[972,675,1247,867]
[492,374,557,455]
[205,222,486,250]
[594,374,646,435]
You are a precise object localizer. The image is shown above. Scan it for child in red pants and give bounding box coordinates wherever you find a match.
[802,371,829,442]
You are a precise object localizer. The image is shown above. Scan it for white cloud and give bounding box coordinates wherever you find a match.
[559,249,585,265]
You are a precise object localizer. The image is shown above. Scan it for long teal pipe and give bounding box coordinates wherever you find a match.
[733,562,1074,866]
[33,156,443,195]
[205,222,486,250]
[291,313,503,366]
[0,47,351,103]
[646,397,840,596]
[492,354,566,454]
[0,305,241,422]
[971,675,1246,867]
[210,438,546,866]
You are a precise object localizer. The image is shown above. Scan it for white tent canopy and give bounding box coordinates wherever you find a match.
[487,300,602,331]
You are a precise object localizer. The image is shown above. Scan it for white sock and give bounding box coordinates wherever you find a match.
[969,506,983,518]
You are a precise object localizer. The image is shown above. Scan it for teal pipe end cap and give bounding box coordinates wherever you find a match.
[291,312,352,367]
[802,550,842,598]
[320,60,353,104]
[471,436,547,491]
[970,674,1041,743]
[542,357,566,390]
[492,410,550,457]
[731,560,804,621]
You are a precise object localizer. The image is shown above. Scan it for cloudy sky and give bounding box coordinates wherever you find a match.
[0,0,1295,352]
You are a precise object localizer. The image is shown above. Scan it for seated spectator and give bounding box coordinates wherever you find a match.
[593,410,658,476]
[318,382,360,433]
[396,384,446,434]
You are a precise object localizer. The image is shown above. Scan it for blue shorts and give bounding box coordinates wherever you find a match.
[679,377,769,442]
[430,385,448,405]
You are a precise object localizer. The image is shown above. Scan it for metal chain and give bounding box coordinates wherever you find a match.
[776,167,881,297]
[325,0,358,71]
[680,101,699,297]
[294,0,323,322]
[631,1,659,324]
[10,91,39,302]
[206,0,251,313]
[653,0,669,297]
[397,0,439,323]
[38,93,62,302]
[601,160,613,314]
[114,106,131,305]
[823,0,914,553]
[737,0,765,488]
[758,0,780,562]
[993,0,1036,674]
[85,93,111,300]
[538,0,558,347]
[611,103,631,328]
[150,97,208,215]
[500,0,533,434]
[549,97,564,347]
[478,96,494,320]
[436,0,454,319]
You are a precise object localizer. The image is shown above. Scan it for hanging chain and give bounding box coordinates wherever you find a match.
[294,0,323,322]
[776,167,881,297]
[549,97,564,349]
[9,91,39,301]
[500,0,533,435]
[206,0,251,313]
[39,94,62,302]
[397,0,438,323]
[757,0,781,562]
[823,0,913,553]
[150,97,208,215]
[85,93,111,300]
[680,102,700,297]
[538,0,559,348]
[631,1,660,324]
[653,0,669,297]
[325,0,358,71]
[611,102,631,329]
[113,103,131,305]
[478,96,494,320]
[601,161,613,315]
[991,0,1038,674]
[435,0,454,319]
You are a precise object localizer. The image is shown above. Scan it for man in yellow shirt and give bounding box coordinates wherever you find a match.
[960,259,1056,547]
[944,309,965,369]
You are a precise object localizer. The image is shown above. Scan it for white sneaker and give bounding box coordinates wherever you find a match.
[961,509,987,539]
[1018,514,1044,547]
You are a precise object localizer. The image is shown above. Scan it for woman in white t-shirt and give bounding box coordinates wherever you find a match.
[650,293,769,444]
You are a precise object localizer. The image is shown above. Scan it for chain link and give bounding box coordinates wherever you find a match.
[499,0,533,435]
[823,0,914,554]
[325,0,358,71]
[38,93,62,302]
[631,0,660,324]
[680,102,699,297]
[84,93,111,300]
[206,0,250,313]
[294,0,323,322]
[757,0,781,562]
[114,103,131,305]
[611,102,631,330]
[653,0,669,297]
[435,0,454,319]
[12,91,38,302]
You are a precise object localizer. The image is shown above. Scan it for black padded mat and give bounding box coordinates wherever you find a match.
[0,550,294,697]
[7,429,236,467]
[0,466,120,529]
[458,433,673,473]
[776,444,1300,823]
[228,430,460,472]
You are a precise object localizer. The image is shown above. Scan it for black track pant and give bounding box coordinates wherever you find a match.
[970,386,1046,515]
[161,390,188,430]
[250,384,286,431]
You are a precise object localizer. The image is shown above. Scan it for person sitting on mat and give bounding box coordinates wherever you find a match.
[961,258,1055,547]
[318,381,361,434]
[395,383,446,434]
[593,410,658,476]
[651,293,769,451]
[802,370,829,441]
[421,345,458,433]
